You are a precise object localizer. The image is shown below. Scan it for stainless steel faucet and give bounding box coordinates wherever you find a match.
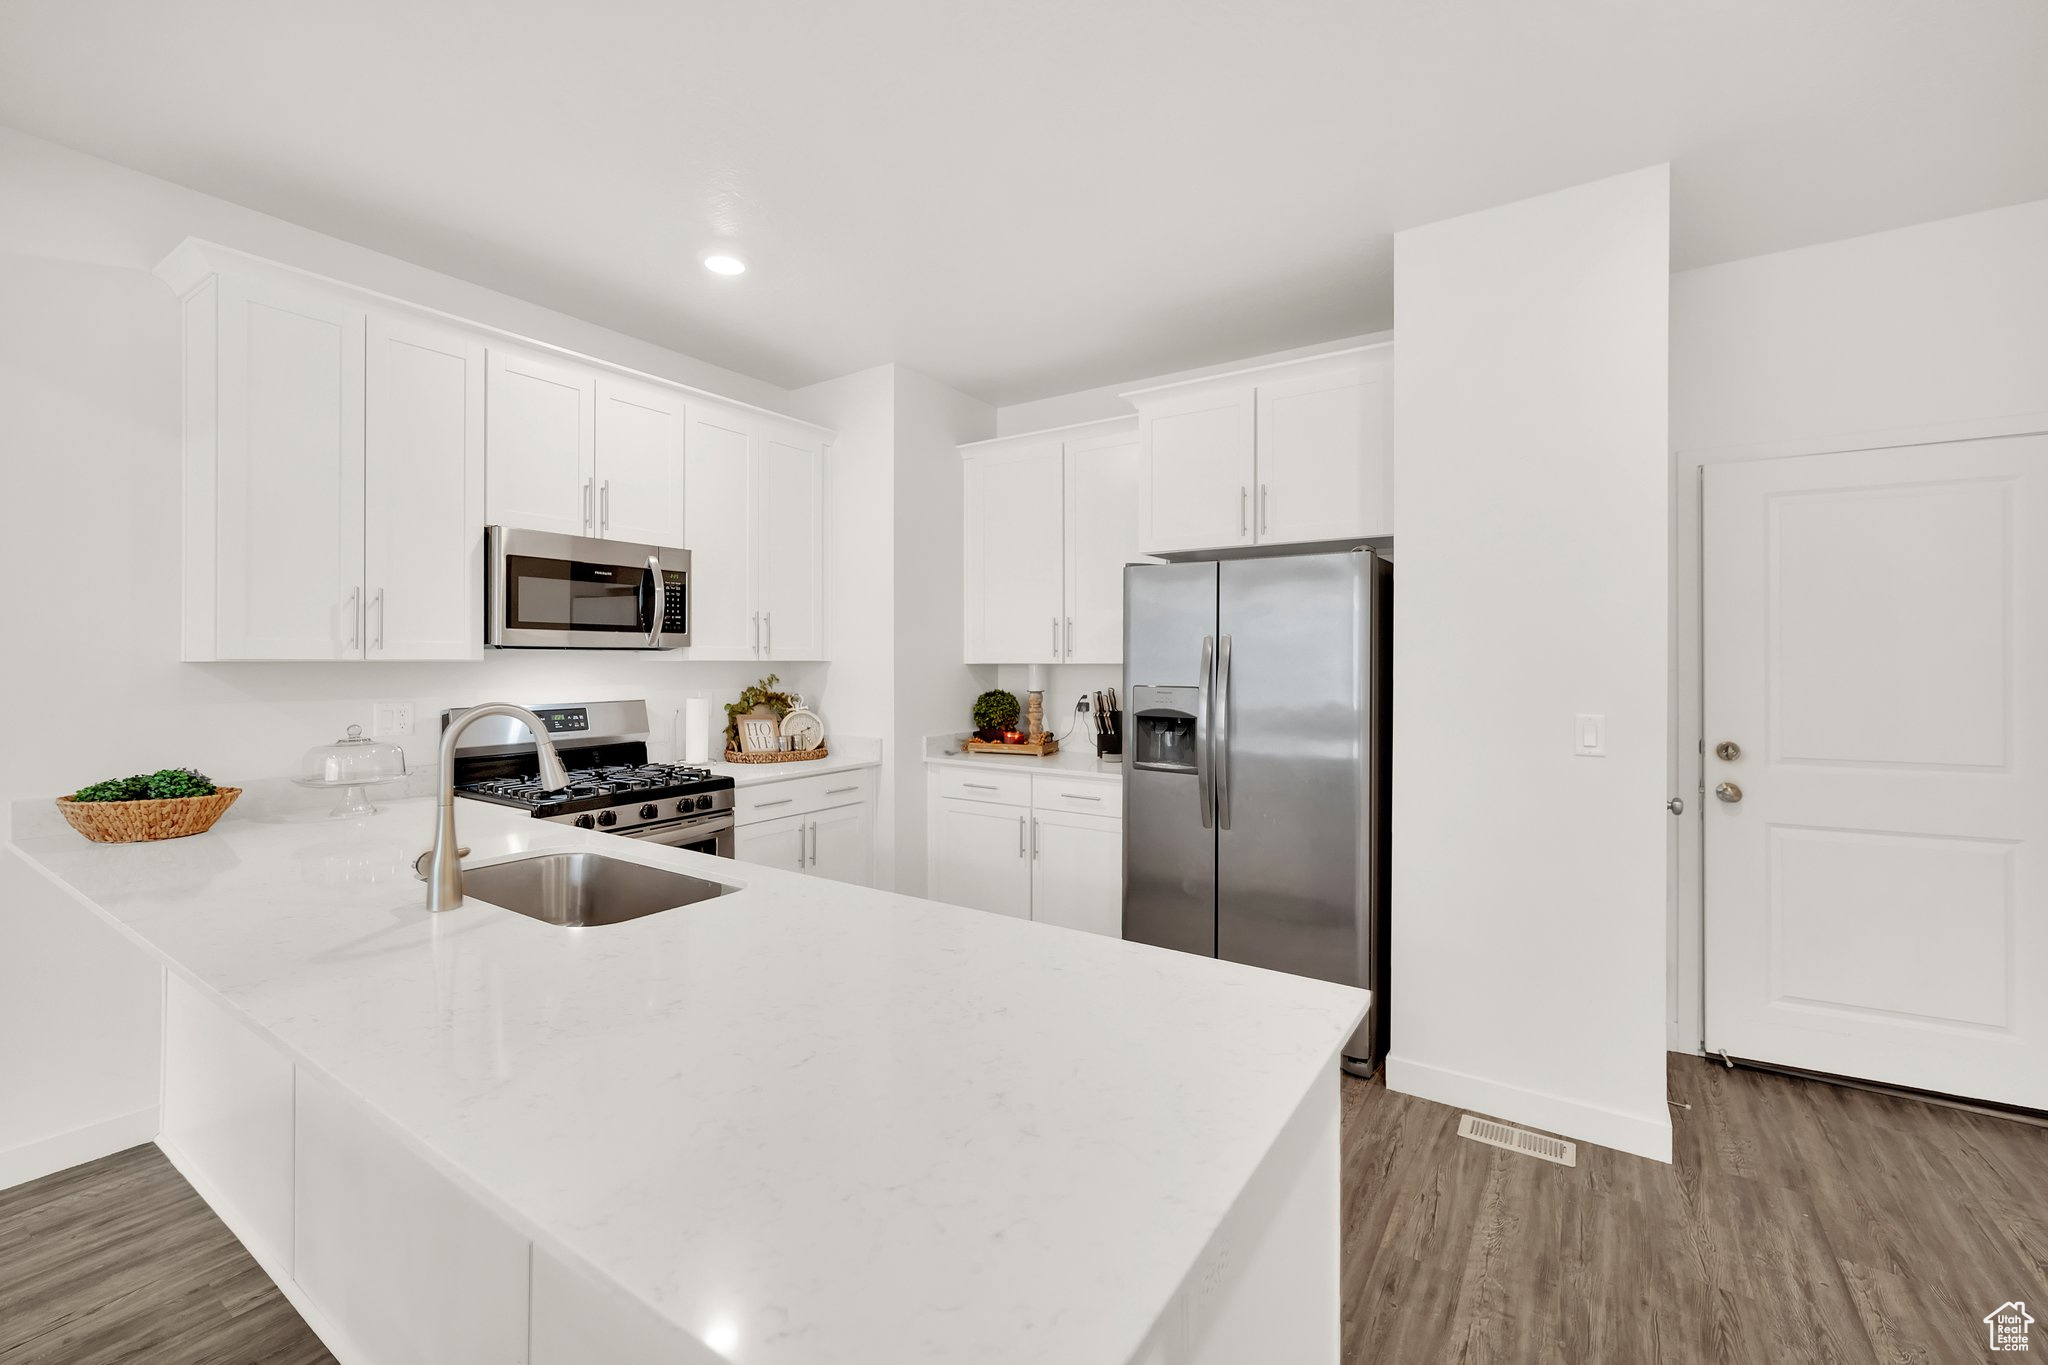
[423,703,571,913]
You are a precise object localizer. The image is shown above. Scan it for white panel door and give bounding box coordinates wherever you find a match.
[682,407,758,660]
[485,347,594,537]
[364,316,484,661]
[1254,358,1391,544]
[810,801,874,886]
[1063,428,1146,664]
[1703,437,2048,1108]
[964,441,1065,663]
[1030,809,1124,937]
[214,275,364,659]
[735,810,808,871]
[161,975,296,1271]
[929,797,1033,918]
[755,426,826,660]
[294,1069,531,1365]
[1137,384,1256,555]
[594,376,685,546]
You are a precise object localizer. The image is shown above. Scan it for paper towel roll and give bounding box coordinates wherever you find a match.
[684,697,711,765]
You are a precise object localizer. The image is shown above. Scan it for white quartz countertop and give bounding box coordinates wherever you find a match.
[925,735,1125,781]
[704,736,881,786]
[9,794,1361,1365]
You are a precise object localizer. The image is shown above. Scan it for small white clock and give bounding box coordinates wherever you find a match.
[780,707,825,751]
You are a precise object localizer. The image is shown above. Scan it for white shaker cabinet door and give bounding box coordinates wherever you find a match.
[593,375,686,547]
[809,801,875,887]
[1137,383,1256,556]
[1254,357,1390,545]
[294,1070,531,1365]
[212,275,366,659]
[363,315,485,661]
[755,426,826,660]
[964,440,1066,663]
[681,407,759,660]
[735,810,809,871]
[1063,427,1145,663]
[929,797,1033,919]
[485,346,595,537]
[1030,809,1125,938]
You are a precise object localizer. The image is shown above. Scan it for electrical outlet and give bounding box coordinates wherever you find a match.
[372,700,414,739]
[1076,695,1092,713]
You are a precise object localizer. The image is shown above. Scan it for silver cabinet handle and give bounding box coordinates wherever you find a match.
[583,478,595,534]
[344,587,359,650]
[1215,633,1234,830]
[1259,483,1268,536]
[1051,616,1060,660]
[807,820,817,867]
[1017,814,1026,857]
[794,828,805,869]
[645,554,663,647]
[1061,792,1103,802]
[751,612,761,655]
[763,611,772,656]
[1667,797,1686,815]
[1239,486,1248,536]
[1065,617,1074,660]
[826,786,859,796]
[1196,635,1215,829]
[756,796,795,808]
[372,588,386,651]
[601,479,612,533]
[1030,816,1039,860]
[963,782,998,791]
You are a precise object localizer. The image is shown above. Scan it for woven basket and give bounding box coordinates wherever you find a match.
[55,788,242,844]
[722,746,829,765]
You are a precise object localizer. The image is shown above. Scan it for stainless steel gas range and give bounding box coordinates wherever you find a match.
[446,699,735,857]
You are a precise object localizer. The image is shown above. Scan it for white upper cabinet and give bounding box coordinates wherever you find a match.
[1136,384,1257,554]
[964,438,1066,663]
[200,274,367,661]
[485,347,595,538]
[960,418,1146,665]
[755,425,826,661]
[680,405,831,663]
[593,375,686,546]
[1062,425,1144,664]
[364,315,485,661]
[1127,347,1393,556]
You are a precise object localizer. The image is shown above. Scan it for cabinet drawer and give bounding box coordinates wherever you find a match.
[735,767,874,824]
[1031,776,1121,817]
[931,764,1033,807]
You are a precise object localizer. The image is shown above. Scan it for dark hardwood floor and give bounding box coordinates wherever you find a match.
[3,1056,2041,1363]
[1344,1054,2048,1365]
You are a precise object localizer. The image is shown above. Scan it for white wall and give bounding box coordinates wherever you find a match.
[1665,195,2048,1048]
[0,129,827,1186]
[1389,166,1674,1162]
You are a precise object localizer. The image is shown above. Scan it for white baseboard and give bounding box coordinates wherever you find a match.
[0,1105,160,1191]
[1385,1054,1673,1164]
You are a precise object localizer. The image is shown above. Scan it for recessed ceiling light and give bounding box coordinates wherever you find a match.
[703,253,747,276]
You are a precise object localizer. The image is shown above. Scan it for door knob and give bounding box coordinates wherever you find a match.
[1714,782,1743,804]
[1666,797,1685,815]
[1715,740,1742,761]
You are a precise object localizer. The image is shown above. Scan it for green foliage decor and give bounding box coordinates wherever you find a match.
[725,674,799,750]
[72,768,219,803]
[971,689,1022,734]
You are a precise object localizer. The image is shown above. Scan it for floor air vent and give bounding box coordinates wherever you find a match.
[1457,1114,1577,1167]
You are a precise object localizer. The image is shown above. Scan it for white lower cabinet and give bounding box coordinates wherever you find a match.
[732,768,876,886]
[294,1068,531,1365]
[926,770,1123,932]
[929,796,1033,918]
[1030,809,1124,938]
[530,1244,697,1365]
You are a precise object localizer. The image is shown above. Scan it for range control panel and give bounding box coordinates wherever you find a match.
[531,706,590,735]
[661,570,688,634]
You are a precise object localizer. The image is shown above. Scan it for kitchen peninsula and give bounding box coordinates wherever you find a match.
[8,795,1364,1365]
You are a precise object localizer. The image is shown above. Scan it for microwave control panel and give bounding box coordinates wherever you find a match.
[661,570,688,634]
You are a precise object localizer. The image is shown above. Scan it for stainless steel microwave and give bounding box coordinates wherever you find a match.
[485,526,690,650]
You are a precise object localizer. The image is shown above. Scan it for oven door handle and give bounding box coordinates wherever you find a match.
[644,554,664,647]
[614,813,736,844]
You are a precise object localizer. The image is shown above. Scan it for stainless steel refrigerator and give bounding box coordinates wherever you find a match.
[1122,549,1391,1075]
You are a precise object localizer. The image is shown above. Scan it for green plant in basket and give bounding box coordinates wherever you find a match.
[725,675,798,751]
[971,689,1021,740]
[73,768,219,802]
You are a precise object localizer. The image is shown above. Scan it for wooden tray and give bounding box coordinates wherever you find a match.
[722,746,829,765]
[962,735,1060,757]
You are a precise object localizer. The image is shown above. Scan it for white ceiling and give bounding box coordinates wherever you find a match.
[3,1,2045,405]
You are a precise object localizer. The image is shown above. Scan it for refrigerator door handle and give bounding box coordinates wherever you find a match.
[1215,633,1233,830]
[1196,634,1216,829]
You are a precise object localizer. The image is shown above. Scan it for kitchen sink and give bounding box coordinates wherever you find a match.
[461,851,735,927]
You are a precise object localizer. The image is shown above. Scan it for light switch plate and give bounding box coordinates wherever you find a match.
[1573,713,1605,757]
[372,700,414,739]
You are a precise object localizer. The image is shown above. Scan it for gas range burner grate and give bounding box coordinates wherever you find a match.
[457,762,726,809]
